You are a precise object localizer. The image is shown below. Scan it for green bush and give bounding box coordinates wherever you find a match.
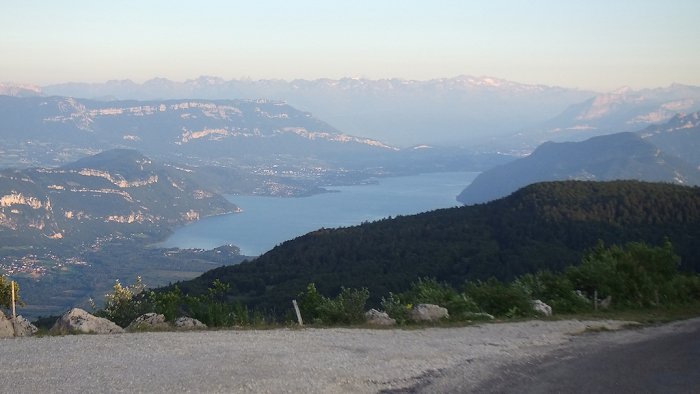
[465,278,533,318]
[297,283,325,323]
[0,275,22,310]
[567,241,685,308]
[401,277,479,321]
[381,292,410,324]
[95,277,149,327]
[515,271,589,314]
[297,284,369,325]
[184,280,237,327]
[148,287,183,322]
[661,275,700,305]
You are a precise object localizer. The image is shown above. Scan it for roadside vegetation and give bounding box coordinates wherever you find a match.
[57,240,699,330]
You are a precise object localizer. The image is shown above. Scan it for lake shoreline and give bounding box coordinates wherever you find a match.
[159,171,478,255]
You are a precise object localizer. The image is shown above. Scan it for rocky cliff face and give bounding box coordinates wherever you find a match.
[0,149,236,248]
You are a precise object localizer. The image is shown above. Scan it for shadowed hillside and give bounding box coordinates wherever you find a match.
[171,181,700,311]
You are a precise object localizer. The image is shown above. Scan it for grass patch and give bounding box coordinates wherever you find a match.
[549,301,700,326]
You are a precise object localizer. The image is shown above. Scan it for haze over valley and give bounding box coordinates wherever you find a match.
[3,79,699,316]
[2,2,700,391]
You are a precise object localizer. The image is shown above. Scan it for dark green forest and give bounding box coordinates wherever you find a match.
[168,180,700,313]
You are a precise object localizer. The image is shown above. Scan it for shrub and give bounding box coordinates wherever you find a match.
[661,275,700,305]
[185,280,237,327]
[381,292,410,324]
[297,283,325,323]
[297,284,369,325]
[400,277,479,321]
[148,287,183,322]
[465,278,533,318]
[95,277,149,327]
[515,271,589,314]
[567,241,685,308]
[0,275,22,310]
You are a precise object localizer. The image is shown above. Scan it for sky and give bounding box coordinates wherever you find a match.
[1,0,699,91]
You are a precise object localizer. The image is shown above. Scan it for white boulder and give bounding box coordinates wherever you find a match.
[531,299,553,316]
[50,308,124,335]
[127,313,169,331]
[409,304,449,322]
[365,309,396,326]
[174,317,207,330]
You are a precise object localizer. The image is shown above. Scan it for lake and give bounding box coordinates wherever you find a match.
[159,171,478,255]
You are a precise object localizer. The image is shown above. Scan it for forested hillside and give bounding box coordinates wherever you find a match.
[172,181,700,311]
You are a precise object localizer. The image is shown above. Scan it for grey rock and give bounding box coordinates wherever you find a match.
[600,296,612,309]
[409,304,449,322]
[50,308,124,335]
[365,309,396,326]
[532,299,553,316]
[174,317,207,330]
[12,315,38,337]
[127,313,170,331]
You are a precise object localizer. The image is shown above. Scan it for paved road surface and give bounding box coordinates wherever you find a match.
[414,318,700,393]
[2,318,698,393]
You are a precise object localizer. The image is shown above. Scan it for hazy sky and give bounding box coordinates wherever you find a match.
[2,0,698,91]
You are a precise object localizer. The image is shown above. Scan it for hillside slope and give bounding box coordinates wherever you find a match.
[457,132,700,205]
[0,149,236,249]
[640,111,700,168]
[173,181,700,310]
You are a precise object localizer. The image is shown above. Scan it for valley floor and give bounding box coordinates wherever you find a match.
[1,318,698,393]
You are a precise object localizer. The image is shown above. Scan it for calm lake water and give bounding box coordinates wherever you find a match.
[160,171,478,255]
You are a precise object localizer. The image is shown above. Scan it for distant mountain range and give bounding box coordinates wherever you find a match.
[0,82,42,97]
[0,149,235,249]
[528,85,700,145]
[37,76,596,146]
[0,95,394,166]
[0,94,516,195]
[2,76,692,149]
[458,112,700,205]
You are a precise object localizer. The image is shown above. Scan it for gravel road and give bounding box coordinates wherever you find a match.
[0,319,690,393]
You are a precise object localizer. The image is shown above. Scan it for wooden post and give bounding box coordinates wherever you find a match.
[594,289,598,311]
[292,299,303,326]
[11,280,16,319]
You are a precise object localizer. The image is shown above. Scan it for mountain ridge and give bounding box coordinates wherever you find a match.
[532,85,700,144]
[458,113,700,205]
[38,75,597,146]
[0,95,395,168]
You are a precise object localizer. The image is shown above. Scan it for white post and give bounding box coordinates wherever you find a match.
[292,299,303,326]
[11,280,16,319]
